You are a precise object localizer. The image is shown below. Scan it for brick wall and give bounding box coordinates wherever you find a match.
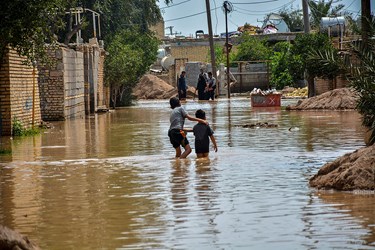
[315,77,334,95]
[97,50,106,107]
[171,44,210,62]
[0,49,41,135]
[314,75,349,96]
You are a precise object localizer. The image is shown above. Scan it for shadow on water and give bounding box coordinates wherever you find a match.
[0,98,373,249]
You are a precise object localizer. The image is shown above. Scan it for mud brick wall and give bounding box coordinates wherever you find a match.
[39,47,84,120]
[171,43,209,62]
[315,77,334,96]
[97,50,106,107]
[0,49,41,136]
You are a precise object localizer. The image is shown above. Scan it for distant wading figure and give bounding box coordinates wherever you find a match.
[178,71,187,101]
[193,109,218,158]
[196,69,208,100]
[206,72,216,100]
[168,97,208,158]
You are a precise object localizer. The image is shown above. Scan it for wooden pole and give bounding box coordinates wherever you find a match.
[224,2,231,98]
[205,0,217,96]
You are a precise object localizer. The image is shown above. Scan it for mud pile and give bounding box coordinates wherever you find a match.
[133,74,196,99]
[309,144,375,191]
[286,88,358,110]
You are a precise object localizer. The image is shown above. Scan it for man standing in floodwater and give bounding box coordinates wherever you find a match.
[178,71,187,101]
[206,72,216,100]
[168,97,208,158]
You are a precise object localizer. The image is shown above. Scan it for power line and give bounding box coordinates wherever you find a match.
[232,0,279,4]
[234,0,297,14]
[164,7,221,22]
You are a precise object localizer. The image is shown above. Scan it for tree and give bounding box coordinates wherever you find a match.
[278,6,304,32]
[308,0,345,30]
[105,29,159,107]
[0,0,65,64]
[270,42,303,89]
[291,33,333,97]
[234,33,271,61]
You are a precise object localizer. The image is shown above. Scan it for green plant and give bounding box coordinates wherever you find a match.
[234,33,271,61]
[270,42,304,89]
[12,119,24,137]
[0,148,12,155]
[12,118,41,137]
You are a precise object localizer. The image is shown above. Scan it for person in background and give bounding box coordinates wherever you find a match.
[206,72,216,100]
[193,109,218,158]
[196,68,208,100]
[178,71,187,101]
[168,97,208,159]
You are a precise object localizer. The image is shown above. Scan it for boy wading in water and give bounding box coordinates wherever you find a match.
[168,97,208,158]
[193,109,218,158]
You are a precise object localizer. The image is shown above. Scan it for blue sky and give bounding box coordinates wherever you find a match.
[158,0,371,37]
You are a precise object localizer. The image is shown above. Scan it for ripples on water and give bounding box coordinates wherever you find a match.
[0,98,374,249]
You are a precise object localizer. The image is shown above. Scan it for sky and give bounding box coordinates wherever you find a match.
[158,0,372,37]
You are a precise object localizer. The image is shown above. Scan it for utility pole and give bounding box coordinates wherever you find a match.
[165,26,174,36]
[205,0,217,95]
[223,1,231,99]
[302,0,310,33]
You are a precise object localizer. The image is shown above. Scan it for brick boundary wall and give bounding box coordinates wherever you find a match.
[0,49,41,136]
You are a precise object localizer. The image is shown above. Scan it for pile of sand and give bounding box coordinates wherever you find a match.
[133,74,196,99]
[286,88,358,110]
[309,144,375,190]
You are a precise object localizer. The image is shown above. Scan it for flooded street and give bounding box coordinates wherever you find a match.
[0,98,374,249]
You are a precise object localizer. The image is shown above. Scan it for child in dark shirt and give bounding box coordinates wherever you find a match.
[193,109,218,158]
[168,97,208,158]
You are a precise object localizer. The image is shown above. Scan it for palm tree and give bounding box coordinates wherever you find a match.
[309,15,375,145]
[308,0,345,30]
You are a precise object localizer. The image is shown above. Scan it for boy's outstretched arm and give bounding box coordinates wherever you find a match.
[210,135,218,152]
[185,114,209,125]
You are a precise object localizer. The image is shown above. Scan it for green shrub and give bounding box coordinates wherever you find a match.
[12,118,40,137]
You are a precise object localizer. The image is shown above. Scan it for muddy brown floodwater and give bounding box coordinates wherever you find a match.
[0,98,374,249]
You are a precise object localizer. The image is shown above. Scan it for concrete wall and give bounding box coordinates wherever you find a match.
[39,47,85,121]
[232,62,270,92]
[0,49,41,135]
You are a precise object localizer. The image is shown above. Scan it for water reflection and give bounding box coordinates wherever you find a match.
[0,98,373,249]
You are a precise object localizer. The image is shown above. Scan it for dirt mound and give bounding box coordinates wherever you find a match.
[309,144,375,191]
[286,88,358,110]
[133,74,196,99]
